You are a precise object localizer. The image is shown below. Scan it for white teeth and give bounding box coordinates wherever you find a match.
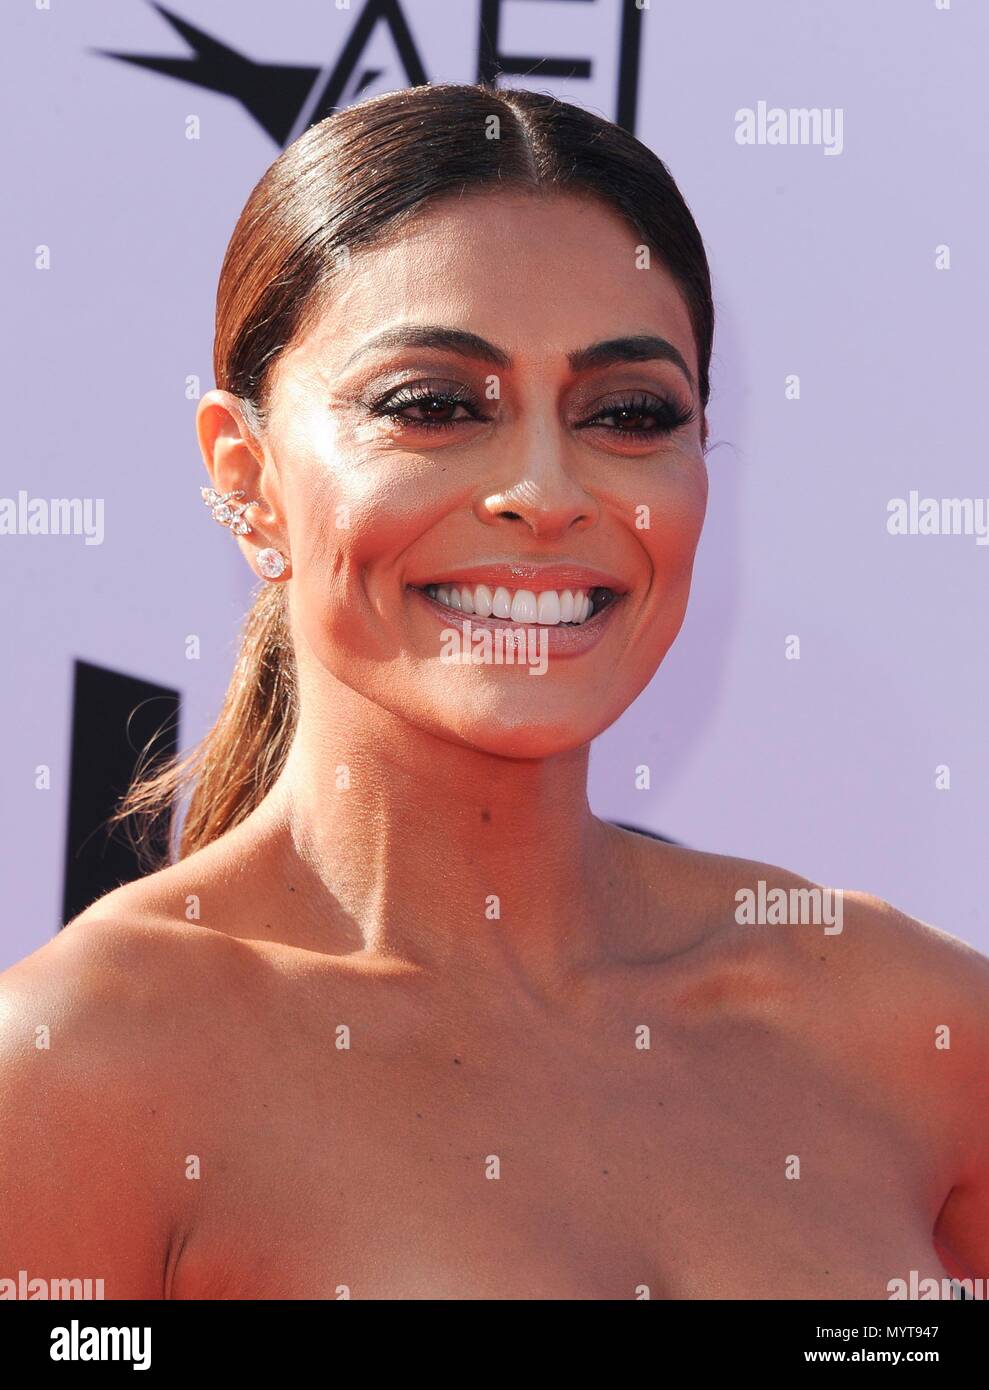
[510,590,538,623]
[492,586,512,619]
[421,581,605,625]
[537,590,561,625]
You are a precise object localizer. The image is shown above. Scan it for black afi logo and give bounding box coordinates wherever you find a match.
[95,0,646,146]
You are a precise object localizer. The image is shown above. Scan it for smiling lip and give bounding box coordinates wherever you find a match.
[409,585,626,658]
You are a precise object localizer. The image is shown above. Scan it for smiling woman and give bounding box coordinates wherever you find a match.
[1,81,987,1303]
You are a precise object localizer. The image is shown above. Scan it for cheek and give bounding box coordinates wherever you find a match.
[278,406,439,564]
[635,453,708,580]
[284,452,458,659]
[286,450,412,578]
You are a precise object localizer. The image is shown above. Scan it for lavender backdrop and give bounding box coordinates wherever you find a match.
[3,0,985,971]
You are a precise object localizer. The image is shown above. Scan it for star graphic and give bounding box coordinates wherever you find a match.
[91,0,427,147]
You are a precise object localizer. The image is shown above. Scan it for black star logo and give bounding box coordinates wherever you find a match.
[91,0,429,147]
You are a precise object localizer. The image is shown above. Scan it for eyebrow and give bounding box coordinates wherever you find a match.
[341,325,695,393]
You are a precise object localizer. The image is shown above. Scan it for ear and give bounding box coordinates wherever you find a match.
[196,389,265,497]
[195,390,287,560]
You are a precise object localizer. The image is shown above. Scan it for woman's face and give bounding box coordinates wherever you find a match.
[238,190,708,757]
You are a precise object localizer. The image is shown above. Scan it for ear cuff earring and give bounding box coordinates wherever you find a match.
[200,486,289,580]
[201,486,260,536]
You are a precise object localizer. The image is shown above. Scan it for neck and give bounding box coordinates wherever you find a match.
[260,671,617,997]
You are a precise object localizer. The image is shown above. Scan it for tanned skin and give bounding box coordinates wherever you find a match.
[2,194,986,1299]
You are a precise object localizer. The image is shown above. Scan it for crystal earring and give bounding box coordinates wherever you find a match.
[200,486,261,536]
[256,547,288,580]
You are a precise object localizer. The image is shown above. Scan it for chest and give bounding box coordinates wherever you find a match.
[173,1018,948,1299]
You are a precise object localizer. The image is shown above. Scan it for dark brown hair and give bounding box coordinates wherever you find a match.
[114,81,715,868]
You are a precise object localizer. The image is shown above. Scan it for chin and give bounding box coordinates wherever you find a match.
[427,698,615,760]
[402,655,660,758]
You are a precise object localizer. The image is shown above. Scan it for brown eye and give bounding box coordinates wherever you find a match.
[579,391,696,438]
[366,383,490,431]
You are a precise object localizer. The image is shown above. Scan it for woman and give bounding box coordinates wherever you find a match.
[1,82,986,1301]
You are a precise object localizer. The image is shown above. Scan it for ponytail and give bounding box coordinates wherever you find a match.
[111,582,296,869]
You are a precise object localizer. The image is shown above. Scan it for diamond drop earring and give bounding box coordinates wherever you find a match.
[201,486,261,536]
[256,547,288,580]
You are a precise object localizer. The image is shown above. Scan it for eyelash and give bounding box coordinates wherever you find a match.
[363,384,696,439]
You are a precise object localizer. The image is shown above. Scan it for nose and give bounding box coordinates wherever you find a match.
[475,429,600,540]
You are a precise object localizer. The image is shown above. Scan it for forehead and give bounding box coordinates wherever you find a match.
[276,190,698,388]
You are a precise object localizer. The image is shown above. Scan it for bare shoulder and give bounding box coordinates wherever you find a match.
[825,886,989,1011]
[0,876,260,1299]
[3,872,260,1040]
[618,830,989,1269]
[614,823,989,1011]
[614,825,989,1144]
